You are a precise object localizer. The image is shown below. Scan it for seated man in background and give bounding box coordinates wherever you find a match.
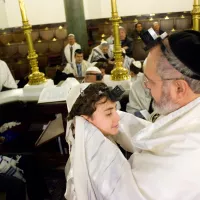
[152,21,164,35]
[63,34,81,64]
[132,22,145,40]
[129,60,143,82]
[0,60,17,92]
[63,49,89,77]
[88,41,113,63]
[94,62,107,76]
[84,66,103,83]
[119,26,133,57]
[126,59,152,118]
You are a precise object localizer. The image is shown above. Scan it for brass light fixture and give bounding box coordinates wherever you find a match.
[110,0,130,81]
[101,34,106,43]
[18,0,46,85]
[192,0,200,31]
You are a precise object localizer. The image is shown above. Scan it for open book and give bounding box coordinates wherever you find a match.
[38,78,79,104]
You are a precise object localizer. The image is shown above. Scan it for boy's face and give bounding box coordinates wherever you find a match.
[87,98,119,136]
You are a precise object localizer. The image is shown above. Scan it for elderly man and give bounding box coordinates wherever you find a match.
[88,42,113,63]
[152,21,164,35]
[66,30,200,200]
[119,26,133,57]
[84,66,103,83]
[63,49,89,77]
[0,60,17,92]
[63,34,81,64]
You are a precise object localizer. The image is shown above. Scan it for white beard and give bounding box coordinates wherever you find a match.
[152,84,180,115]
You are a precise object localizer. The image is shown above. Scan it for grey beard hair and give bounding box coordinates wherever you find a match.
[152,82,180,115]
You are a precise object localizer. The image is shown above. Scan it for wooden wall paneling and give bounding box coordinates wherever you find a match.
[31,30,40,42]
[48,40,63,54]
[18,44,28,57]
[34,41,49,55]
[1,45,18,58]
[39,28,55,41]
[175,17,191,30]
[12,32,25,43]
[55,28,67,40]
[0,33,13,45]
[160,19,174,32]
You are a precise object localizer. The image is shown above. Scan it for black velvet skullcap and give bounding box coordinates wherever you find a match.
[168,30,200,80]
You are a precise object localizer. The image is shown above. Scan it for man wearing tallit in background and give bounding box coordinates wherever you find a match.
[65,30,200,200]
[0,60,17,91]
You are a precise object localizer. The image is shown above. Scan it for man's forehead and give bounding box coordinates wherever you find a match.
[145,48,160,71]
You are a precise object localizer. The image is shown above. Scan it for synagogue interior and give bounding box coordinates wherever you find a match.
[0,0,198,199]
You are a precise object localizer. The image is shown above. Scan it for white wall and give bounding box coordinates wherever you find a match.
[0,0,8,28]
[4,0,66,28]
[84,0,194,19]
[0,0,195,28]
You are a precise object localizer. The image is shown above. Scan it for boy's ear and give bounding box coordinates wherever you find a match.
[81,115,92,122]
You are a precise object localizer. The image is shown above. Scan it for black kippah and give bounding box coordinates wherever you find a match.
[168,30,200,80]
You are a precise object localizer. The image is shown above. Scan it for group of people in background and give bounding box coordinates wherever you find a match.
[0,21,166,200]
[59,21,165,118]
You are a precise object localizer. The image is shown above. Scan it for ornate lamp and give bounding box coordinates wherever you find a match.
[18,0,46,85]
[192,0,200,31]
[110,0,130,81]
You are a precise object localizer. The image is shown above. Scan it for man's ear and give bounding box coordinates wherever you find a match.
[175,80,188,99]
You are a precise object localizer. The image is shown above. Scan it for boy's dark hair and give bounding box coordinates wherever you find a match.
[68,83,123,121]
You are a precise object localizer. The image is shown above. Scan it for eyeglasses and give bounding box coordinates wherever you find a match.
[143,75,184,87]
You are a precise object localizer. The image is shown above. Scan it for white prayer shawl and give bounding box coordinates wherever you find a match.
[0,155,25,182]
[66,97,200,200]
[106,36,114,45]
[126,73,152,115]
[63,60,90,77]
[123,55,134,71]
[130,97,200,200]
[88,45,113,63]
[64,43,81,64]
[65,113,150,200]
[0,60,17,91]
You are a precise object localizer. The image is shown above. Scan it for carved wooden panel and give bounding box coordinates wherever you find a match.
[40,28,54,41]
[0,34,13,45]
[18,44,28,57]
[175,17,191,30]
[34,42,49,55]
[55,28,67,40]
[160,19,174,31]
[12,32,25,43]
[48,40,63,53]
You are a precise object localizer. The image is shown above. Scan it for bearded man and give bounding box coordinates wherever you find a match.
[65,30,200,200]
